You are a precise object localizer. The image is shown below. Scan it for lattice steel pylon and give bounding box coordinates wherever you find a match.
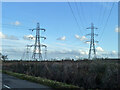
[42,44,47,60]
[86,23,98,59]
[25,45,30,60]
[29,22,46,61]
[21,45,31,60]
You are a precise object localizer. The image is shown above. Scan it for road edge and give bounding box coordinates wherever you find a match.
[2,70,80,89]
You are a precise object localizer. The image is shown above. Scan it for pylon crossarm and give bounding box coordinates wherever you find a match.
[86,27,91,29]
[85,41,90,42]
[26,45,34,47]
[94,34,98,36]
[40,36,46,39]
[40,28,46,32]
[41,45,47,48]
[29,37,34,39]
[29,29,35,31]
[94,27,98,29]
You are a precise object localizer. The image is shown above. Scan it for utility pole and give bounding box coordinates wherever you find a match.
[86,23,98,59]
[29,22,46,61]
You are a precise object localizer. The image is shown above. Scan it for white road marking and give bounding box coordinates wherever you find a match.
[4,84,11,89]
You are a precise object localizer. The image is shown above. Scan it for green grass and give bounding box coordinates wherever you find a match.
[3,70,80,89]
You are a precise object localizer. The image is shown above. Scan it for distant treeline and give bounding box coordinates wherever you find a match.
[3,58,120,62]
[3,59,120,89]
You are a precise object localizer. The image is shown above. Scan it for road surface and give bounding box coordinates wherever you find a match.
[2,74,52,89]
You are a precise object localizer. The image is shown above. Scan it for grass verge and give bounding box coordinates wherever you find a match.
[2,70,80,89]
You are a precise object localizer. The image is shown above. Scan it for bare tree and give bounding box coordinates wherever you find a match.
[0,53,8,61]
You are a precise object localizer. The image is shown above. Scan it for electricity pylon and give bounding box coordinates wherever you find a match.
[26,45,30,60]
[42,44,47,60]
[22,45,31,60]
[29,22,46,61]
[26,44,47,61]
[86,23,98,59]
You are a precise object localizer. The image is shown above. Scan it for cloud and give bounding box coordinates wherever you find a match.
[78,49,89,55]
[115,27,120,32]
[75,35,88,41]
[101,50,118,58]
[57,36,66,41]
[6,35,19,40]
[11,21,21,26]
[0,32,19,40]
[56,43,66,46]
[84,41,98,46]
[23,35,35,40]
[111,50,117,55]
[0,32,6,38]
[34,49,42,53]
[48,49,88,56]
[47,48,89,60]
[75,56,79,59]
[2,47,25,59]
[84,41,90,44]
[75,34,80,39]
[96,47,104,52]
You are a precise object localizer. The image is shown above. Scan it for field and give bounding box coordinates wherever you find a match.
[2,59,120,89]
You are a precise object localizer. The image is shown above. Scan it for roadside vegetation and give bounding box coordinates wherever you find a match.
[3,70,79,89]
[3,59,120,89]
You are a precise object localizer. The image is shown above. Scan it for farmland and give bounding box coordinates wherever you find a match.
[2,59,120,89]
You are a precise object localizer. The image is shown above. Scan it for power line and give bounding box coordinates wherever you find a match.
[97,2,105,27]
[96,2,109,37]
[67,1,83,35]
[91,2,94,23]
[98,2,115,42]
[98,2,109,28]
[74,0,86,29]
[79,2,90,26]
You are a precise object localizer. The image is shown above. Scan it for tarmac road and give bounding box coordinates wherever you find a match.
[2,74,51,90]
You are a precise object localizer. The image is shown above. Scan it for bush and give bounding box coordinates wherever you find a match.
[3,59,119,88]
